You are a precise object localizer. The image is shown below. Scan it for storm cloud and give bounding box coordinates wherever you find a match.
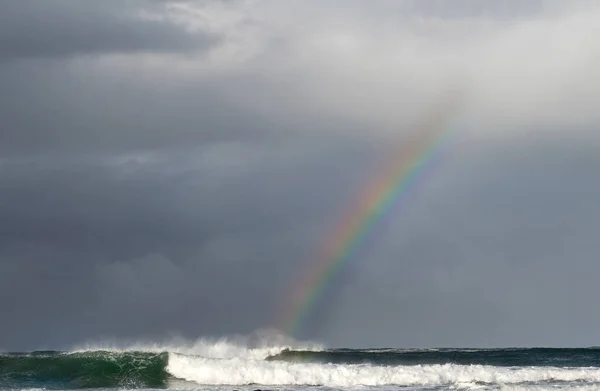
[1,0,600,351]
[0,1,219,59]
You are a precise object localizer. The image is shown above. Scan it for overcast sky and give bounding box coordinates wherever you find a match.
[1,0,600,351]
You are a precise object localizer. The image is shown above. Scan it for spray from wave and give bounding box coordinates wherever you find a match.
[71,329,322,360]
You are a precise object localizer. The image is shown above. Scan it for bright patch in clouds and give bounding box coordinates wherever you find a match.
[116,0,600,141]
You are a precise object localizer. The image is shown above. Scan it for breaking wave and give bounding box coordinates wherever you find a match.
[4,335,600,389]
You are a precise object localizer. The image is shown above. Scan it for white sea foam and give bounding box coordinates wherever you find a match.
[166,354,600,387]
[498,386,600,391]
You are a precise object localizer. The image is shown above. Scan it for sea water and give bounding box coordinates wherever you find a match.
[2,340,600,390]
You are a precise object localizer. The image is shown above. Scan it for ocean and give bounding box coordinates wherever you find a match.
[3,343,600,391]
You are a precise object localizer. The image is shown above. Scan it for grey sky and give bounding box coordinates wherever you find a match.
[0,1,218,59]
[1,0,599,351]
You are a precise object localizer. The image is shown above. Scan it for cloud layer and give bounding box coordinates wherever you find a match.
[1,0,599,350]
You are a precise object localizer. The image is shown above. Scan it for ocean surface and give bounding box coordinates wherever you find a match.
[3,342,600,391]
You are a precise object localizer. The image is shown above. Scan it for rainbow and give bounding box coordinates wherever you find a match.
[279,91,467,338]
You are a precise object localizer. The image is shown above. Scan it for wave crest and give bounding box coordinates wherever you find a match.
[71,329,323,360]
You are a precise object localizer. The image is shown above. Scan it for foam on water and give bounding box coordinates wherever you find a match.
[166,354,600,387]
[498,386,600,391]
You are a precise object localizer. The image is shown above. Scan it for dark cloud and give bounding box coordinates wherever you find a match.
[2,138,599,351]
[0,141,376,350]
[0,0,218,60]
[0,61,276,153]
